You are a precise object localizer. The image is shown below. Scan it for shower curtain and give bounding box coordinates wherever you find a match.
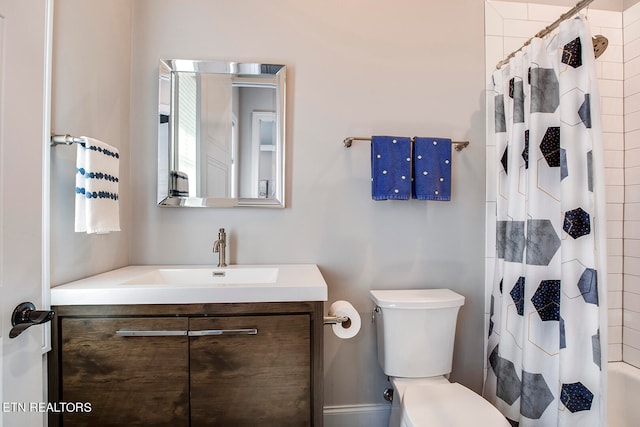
[485,16,607,427]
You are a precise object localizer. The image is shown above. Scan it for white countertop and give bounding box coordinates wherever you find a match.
[51,264,328,305]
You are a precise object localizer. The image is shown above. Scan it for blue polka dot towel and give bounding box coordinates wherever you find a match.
[412,137,451,201]
[371,136,412,200]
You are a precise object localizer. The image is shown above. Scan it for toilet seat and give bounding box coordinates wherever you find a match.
[401,382,510,427]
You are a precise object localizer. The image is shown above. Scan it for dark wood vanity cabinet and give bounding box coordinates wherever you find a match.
[57,316,190,426]
[48,302,323,427]
[189,315,311,426]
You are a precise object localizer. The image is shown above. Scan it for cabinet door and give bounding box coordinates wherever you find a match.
[59,317,189,426]
[189,314,311,427]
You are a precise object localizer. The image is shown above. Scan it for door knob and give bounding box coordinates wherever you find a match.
[9,302,55,339]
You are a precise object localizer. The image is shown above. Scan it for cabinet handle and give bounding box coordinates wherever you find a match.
[115,330,188,337]
[188,328,258,336]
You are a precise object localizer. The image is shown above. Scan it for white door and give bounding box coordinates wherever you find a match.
[0,0,51,426]
[199,73,233,197]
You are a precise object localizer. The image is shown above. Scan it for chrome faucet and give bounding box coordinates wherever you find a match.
[213,228,227,267]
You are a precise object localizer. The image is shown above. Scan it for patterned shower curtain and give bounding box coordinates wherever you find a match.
[485,16,607,427]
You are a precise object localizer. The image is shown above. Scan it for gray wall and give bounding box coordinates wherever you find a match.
[129,0,486,405]
[50,0,132,285]
[49,0,489,409]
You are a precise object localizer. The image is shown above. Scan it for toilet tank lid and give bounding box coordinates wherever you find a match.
[370,289,465,309]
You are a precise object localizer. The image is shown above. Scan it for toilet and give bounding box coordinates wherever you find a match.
[370,289,509,427]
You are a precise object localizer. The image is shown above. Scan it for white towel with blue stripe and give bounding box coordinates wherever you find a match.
[75,137,120,234]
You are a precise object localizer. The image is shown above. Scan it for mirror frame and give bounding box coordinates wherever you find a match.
[157,59,286,208]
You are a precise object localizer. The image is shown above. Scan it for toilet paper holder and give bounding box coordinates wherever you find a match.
[323,315,352,328]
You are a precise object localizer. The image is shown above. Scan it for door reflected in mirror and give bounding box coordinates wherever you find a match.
[252,111,276,198]
[158,60,286,207]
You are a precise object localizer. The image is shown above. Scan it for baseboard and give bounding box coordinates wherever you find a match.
[323,403,390,427]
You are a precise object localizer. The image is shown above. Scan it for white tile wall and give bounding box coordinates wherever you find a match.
[624,1,640,368]
[485,1,625,365]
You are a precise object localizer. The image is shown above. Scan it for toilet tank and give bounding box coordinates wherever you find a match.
[370,289,465,378]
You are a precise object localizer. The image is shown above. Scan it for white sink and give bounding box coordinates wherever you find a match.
[123,267,279,286]
[51,264,328,305]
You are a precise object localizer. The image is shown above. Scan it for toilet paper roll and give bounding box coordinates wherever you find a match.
[328,300,361,339]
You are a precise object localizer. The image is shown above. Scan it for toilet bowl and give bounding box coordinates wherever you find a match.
[370,289,509,427]
[391,378,509,427]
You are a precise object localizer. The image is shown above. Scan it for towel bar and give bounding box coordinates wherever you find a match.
[50,134,83,146]
[343,136,469,151]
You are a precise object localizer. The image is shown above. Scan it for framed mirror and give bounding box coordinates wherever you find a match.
[158,59,286,207]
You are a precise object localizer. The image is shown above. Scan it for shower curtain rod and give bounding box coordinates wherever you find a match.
[496,0,597,69]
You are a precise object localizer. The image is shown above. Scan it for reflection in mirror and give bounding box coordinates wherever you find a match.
[252,111,276,198]
[158,60,286,207]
